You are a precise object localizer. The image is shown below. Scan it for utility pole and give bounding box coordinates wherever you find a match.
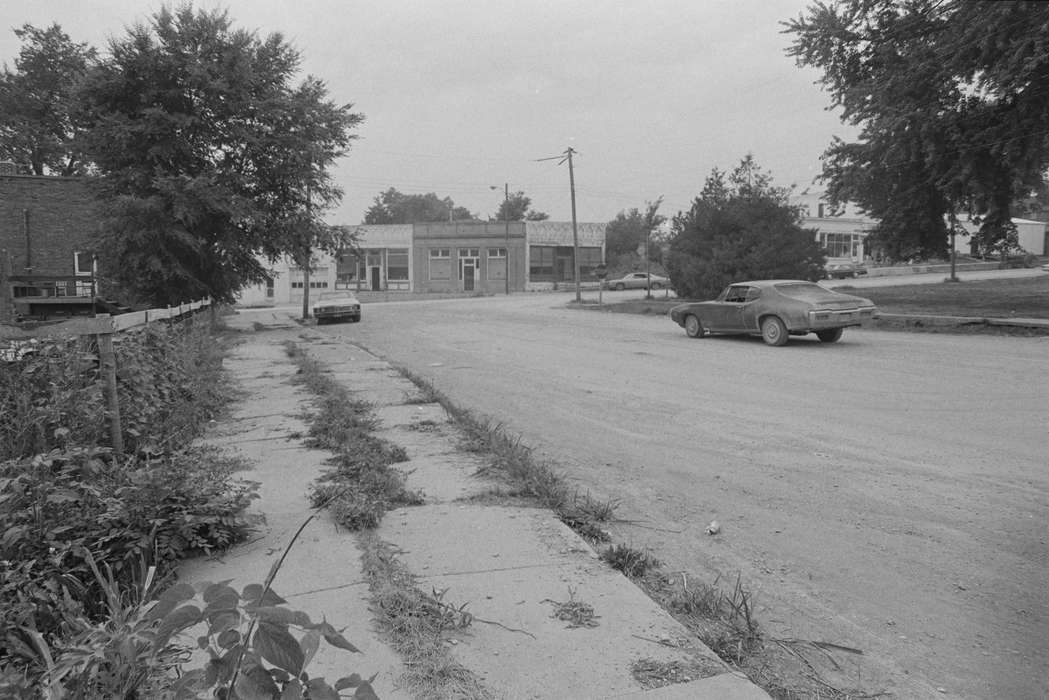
[492,184,511,294]
[566,148,581,303]
[301,161,312,321]
[538,147,581,303]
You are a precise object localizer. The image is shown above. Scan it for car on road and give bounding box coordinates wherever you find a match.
[605,272,669,290]
[824,259,864,279]
[312,295,361,324]
[669,280,877,346]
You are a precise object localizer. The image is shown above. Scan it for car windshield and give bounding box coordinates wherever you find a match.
[774,282,838,302]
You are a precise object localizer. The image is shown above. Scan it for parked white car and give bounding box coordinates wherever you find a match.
[312,295,361,324]
[605,272,669,291]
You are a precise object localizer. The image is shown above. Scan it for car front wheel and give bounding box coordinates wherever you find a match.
[816,327,843,343]
[615,283,625,291]
[760,316,788,346]
[684,314,704,338]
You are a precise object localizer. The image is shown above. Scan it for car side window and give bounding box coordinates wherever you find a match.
[744,287,761,302]
[725,286,748,303]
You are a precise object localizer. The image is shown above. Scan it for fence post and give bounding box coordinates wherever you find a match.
[95,317,124,455]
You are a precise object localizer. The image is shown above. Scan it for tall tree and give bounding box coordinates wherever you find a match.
[77,5,363,306]
[666,156,825,299]
[0,23,97,175]
[491,190,548,221]
[785,1,1049,259]
[604,198,665,259]
[363,188,473,224]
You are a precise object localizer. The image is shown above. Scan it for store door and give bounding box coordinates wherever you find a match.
[463,263,475,291]
[370,266,381,291]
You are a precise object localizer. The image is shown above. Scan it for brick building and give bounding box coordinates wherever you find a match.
[0,170,102,320]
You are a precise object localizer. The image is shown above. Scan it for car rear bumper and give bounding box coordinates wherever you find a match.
[806,308,876,328]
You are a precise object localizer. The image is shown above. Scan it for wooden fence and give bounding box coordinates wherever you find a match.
[1,298,213,454]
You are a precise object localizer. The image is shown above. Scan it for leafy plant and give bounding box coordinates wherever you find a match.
[0,445,259,682]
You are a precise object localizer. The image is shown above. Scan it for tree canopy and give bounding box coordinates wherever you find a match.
[605,198,665,259]
[0,23,96,175]
[491,190,548,221]
[363,188,474,224]
[665,156,825,300]
[785,0,1049,260]
[76,5,363,306]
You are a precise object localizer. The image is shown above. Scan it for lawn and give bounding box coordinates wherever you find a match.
[844,275,1049,319]
[595,274,1049,326]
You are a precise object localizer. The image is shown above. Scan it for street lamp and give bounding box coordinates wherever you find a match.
[491,184,510,295]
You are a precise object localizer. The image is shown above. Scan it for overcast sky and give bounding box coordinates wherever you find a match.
[1,1,857,224]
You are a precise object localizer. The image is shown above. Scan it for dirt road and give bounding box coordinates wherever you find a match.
[324,292,1047,699]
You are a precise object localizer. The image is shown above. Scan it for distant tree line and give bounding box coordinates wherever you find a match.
[362,187,547,224]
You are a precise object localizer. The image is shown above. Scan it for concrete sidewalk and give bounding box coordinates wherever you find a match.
[178,308,770,699]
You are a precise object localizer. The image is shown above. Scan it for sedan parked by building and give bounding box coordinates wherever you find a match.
[605,272,670,290]
[312,295,361,324]
[669,280,877,346]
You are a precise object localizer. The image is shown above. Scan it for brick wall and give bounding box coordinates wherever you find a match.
[0,175,100,276]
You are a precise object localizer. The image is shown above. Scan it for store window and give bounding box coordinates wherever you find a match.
[429,248,451,280]
[487,248,506,281]
[529,245,555,280]
[388,248,410,281]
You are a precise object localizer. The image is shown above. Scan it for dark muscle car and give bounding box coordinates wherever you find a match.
[669,280,876,346]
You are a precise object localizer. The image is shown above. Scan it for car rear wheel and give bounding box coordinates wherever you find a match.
[684,314,704,338]
[651,282,663,290]
[615,283,625,291]
[816,327,843,343]
[760,316,788,346]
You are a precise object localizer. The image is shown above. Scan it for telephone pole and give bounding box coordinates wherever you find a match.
[566,148,581,303]
[539,148,582,302]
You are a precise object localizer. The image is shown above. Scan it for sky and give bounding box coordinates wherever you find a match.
[0,1,858,224]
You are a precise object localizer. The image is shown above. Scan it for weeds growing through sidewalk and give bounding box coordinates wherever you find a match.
[284,342,422,530]
[601,543,662,579]
[361,534,491,699]
[542,587,600,629]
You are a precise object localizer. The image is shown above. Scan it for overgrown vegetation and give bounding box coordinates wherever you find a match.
[283,341,422,531]
[0,316,266,694]
[361,535,490,699]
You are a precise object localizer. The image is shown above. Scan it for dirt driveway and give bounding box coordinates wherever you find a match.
[318,293,1047,699]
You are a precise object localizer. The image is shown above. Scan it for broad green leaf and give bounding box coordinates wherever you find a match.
[253,606,300,626]
[254,621,305,675]
[208,610,242,637]
[299,630,320,671]
[217,628,241,650]
[353,680,381,700]
[279,679,304,700]
[234,664,280,700]
[323,630,360,653]
[334,674,362,690]
[305,678,340,700]
[155,604,203,646]
[204,580,237,601]
[147,581,195,621]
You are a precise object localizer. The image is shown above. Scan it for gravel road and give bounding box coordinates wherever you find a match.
[320,290,1047,699]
